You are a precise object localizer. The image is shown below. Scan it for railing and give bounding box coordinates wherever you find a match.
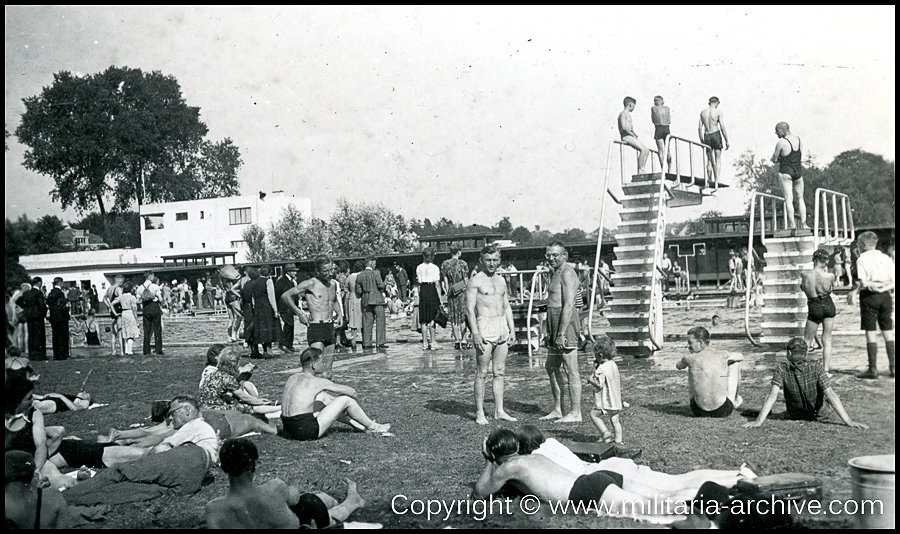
[504,269,545,305]
[813,189,855,249]
[744,192,788,346]
[525,267,546,359]
[663,135,717,193]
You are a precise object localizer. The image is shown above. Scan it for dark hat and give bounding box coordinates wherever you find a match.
[284,263,299,272]
[5,451,36,485]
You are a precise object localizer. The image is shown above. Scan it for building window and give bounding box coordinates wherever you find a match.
[230,240,247,249]
[229,207,252,225]
[143,214,165,230]
[169,242,174,248]
[200,211,205,219]
[176,212,188,221]
[202,243,206,249]
[75,237,87,245]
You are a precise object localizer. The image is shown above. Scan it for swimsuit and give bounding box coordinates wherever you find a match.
[690,397,734,418]
[860,290,893,332]
[654,125,671,140]
[806,295,836,324]
[282,413,320,441]
[547,307,580,350]
[704,131,724,150]
[476,315,510,345]
[778,138,802,180]
[289,493,330,528]
[567,471,623,505]
[57,440,114,468]
[307,322,335,347]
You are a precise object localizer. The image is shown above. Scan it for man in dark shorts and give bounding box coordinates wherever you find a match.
[280,348,389,441]
[539,241,583,424]
[205,438,365,528]
[282,256,343,379]
[676,327,743,418]
[744,338,868,428]
[850,231,895,379]
[771,121,806,229]
[651,95,673,169]
[698,97,729,182]
[473,428,682,521]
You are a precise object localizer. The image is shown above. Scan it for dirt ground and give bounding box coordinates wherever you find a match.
[30,301,894,529]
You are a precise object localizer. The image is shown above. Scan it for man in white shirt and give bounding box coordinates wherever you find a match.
[850,231,895,379]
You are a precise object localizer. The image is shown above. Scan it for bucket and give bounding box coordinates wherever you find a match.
[848,454,895,529]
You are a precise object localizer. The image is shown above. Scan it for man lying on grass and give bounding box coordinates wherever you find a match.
[206,437,365,528]
[280,347,390,441]
[743,337,868,429]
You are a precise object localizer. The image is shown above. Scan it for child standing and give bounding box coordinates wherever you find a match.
[588,336,624,444]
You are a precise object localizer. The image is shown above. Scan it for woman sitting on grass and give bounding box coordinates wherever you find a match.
[198,346,281,417]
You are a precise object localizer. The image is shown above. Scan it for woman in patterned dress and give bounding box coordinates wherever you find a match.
[343,260,365,350]
[440,244,470,349]
[111,281,140,355]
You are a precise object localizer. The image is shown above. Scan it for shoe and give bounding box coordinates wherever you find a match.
[857,369,879,380]
[377,344,389,349]
[362,345,375,350]
[154,351,164,356]
[739,461,760,479]
[279,345,296,353]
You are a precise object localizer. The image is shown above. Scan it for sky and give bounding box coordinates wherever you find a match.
[5,6,895,233]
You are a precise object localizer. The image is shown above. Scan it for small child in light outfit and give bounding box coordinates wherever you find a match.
[587,336,624,444]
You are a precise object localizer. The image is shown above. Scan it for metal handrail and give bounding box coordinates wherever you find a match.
[744,192,788,346]
[663,135,716,193]
[525,267,546,359]
[813,188,855,249]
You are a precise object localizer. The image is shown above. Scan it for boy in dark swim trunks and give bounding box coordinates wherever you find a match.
[651,95,673,169]
[280,348,389,441]
[205,438,365,528]
[801,248,837,370]
[771,122,806,228]
[698,97,729,183]
[676,327,743,418]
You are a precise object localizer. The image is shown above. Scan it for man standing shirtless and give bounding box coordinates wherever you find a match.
[282,256,343,379]
[540,241,583,423]
[280,348,390,441]
[771,121,806,229]
[618,96,650,174]
[651,95,673,169]
[698,97,729,182]
[466,245,518,425]
[801,249,837,371]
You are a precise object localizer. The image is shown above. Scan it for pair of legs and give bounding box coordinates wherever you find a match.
[778,174,807,229]
[474,341,516,425]
[590,408,622,444]
[805,317,834,371]
[305,479,366,526]
[310,341,335,379]
[421,321,438,350]
[110,319,123,356]
[541,348,583,423]
[361,305,386,348]
[858,291,895,379]
[654,138,672,170]
[312,395,389,437]
[706,147,723,182]
[589,457,751,502]
[226,304,242,342]
[622,135,650,174]
[452,321,469,349]
[861,329,895,378]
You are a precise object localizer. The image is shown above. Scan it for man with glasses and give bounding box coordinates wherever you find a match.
[282,256,344,379]
[466,245,518,425]
[540,241,584,423]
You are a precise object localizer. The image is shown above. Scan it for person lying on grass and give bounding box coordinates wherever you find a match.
[516,425,756,502]
[32,392,92,414]
[743,337,868,429]
[473,428,686,521]
[205,437,365,528]
[280,347,390,441]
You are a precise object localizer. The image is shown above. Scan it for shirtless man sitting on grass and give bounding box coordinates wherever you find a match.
[466,245,518,425]
[280,347,389,441]
[206,438,365,528]
[676,326,743,418]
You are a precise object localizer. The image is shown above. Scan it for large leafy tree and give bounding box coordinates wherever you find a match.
[69,211,141,249]
[267,205,332,260]
[242,225,268,263]
[16,66,241,215]
[328,198,418,257]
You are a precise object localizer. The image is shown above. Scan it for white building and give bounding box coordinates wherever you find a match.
[139,191,312,263]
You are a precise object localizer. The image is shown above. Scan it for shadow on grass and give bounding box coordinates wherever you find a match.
[644,402,694,417]
[424,399,473,419]
[547,428,599,442]
[503,400,544,415]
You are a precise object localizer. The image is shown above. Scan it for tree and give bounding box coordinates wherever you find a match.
[510,225,533,245]
[267,205,332,260]
[328,198,418,257]
[667,210,722,236]
[552,228,588,243]
[16,66,241,215]
[531,225,553,245]
[242,225,268,263]
[494,216,513,239]
[818,150,894,226]
[30,215,69,254]
[69,211,141,249]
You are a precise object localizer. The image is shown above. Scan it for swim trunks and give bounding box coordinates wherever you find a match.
[57,439,113,468]
[654,125,671,140]
[476,315,510,345]
[806,295,836,325]
[568,471,623,505]
[778,137,802,180]
[704,131,724,150]
[859,290,893,332]
[690,397,734,418]
[282,413,320,441]
[290,493,330,528]
[307,322,335,347]
[547,307,580,350]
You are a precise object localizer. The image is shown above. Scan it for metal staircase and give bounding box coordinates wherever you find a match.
[591,135,723,357]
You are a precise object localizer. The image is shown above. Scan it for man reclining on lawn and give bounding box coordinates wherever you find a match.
[206,437,365,528]
[280,347,390,440]
[743,337,868,429]
[61,395,218,506]
[472,428,687,521]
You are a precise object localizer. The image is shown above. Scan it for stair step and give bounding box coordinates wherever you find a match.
[761,322,805,329]
[610,272,653,280]
[612,258,655,266]
[606,313,651,321]
[763,279,801,286]
[764,265,812,272]
[761,307,808,314]
[607,326,650,334]
[607,299,652,307]
[612,245,656,253]
[764,236,816,245]
[765,250,813,258]
[609,286,652,294]
[614,232,658,241]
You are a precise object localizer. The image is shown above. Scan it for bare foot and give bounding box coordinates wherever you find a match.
[475,414,489,425]
[76,466,92,481]
[344,478,366,509]
[539,410,563,421]
[494,411,517,422]
[553,413,583,424]
[367,422,391,434]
